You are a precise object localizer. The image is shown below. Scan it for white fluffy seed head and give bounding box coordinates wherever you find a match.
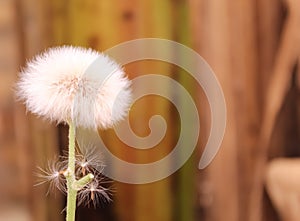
[17,46,132,129]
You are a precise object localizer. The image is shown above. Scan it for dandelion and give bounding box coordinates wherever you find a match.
[16,46,132,221]
[16,46,132,129]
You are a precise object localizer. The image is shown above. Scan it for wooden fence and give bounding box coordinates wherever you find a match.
[0,0,297,221]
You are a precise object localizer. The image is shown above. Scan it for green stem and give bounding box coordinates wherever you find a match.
[66,121,77,221]
[73,173,94,190]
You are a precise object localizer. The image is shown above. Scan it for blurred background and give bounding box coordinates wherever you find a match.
[0,0,300,220]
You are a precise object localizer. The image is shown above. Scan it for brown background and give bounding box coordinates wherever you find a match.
[0,0,298,221]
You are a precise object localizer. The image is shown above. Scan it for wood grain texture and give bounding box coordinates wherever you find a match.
[17,0,63,220]
[189,0,240,221]
[250,0,300,220]
[0,0,295,220]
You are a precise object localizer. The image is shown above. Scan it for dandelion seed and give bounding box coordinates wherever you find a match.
[75,145,104,177]
[77,175,112,207]
[16,46,132,129]
[35,159,68,194]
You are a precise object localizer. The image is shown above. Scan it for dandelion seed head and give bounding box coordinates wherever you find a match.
[17,46,132,129]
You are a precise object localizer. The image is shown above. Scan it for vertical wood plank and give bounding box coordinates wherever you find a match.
[189,0,239,220]
[228,1,261,221]
[18,0,63,220]
[125,1,174,220]
[255,1,283,220]
[0,0,26,204]
[174,1,197,221]
[251,0,299,220]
